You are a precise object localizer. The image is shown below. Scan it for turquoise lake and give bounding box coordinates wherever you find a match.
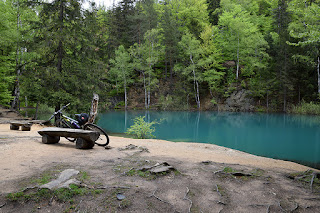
[97,111,320,169]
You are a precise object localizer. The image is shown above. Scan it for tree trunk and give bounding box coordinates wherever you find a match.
[236,34,240,79]
[35,102,39,120]
[283,87,286,112]
[148,73,151,109]
[12,3,22,110]
[266,90,269,112]
[317,57,320,95]
[143,73,147,109]
[190,54,200,109]
[57,0,64,74]
[124,77,127,110]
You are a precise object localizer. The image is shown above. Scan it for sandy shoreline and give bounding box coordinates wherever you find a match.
[0,123,315,183]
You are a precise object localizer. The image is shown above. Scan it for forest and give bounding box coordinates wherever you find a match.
[1,0,320,113]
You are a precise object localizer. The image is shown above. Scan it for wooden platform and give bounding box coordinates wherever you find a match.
[38,127,100,149]
[10,122,33,131]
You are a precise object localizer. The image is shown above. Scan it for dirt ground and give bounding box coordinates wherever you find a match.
[0,107,319,212]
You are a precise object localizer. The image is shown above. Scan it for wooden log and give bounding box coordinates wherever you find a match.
[38,127,100,143]
[10,124,20,130]
[42,134,60,144]
[10,121,32,131]
[88,93,99,124]
[21,125,31,131]
[76,138,94,149]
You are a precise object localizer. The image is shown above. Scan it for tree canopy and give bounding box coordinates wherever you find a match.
[1,0,320,112]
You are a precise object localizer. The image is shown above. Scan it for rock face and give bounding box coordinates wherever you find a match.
[223,89,254,112]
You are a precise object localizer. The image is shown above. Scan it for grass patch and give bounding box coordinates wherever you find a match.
[30,172,54,185]
[290,101,320,115]
[103,188,131,211]
[251,168,265,177]
[79,171,90,182]
[6,169,105,204]
[287,170,320,193]
[126,169,157,180]
[223,167,237,173]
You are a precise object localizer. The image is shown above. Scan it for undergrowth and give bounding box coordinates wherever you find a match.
[290,101,320,115]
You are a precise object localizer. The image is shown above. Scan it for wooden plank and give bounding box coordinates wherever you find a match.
[38,127,99,142]
[10,121,32,126]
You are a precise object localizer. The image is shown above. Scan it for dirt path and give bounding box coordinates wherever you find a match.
[0,122,319,212]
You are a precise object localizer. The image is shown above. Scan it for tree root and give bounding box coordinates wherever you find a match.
[149,188,170,205]
[310,173,316,193]
[183,187,193,213]
[266,204,270,213]
[278,201,285,212]
[95,185,131,190]
[215,184,222,197]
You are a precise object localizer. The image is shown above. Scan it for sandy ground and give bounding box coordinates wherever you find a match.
[0,123,314,192]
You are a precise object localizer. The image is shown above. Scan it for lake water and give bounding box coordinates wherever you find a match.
[98,111,320,169]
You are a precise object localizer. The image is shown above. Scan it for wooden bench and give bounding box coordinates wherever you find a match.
[38,127,100,149]
[10,122,33,131]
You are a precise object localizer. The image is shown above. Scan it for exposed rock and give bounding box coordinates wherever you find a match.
[224,89,254,112]
[40,169,80,189]
[138,162,174,174]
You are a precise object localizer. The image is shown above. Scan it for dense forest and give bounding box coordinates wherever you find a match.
[1,0,320,113]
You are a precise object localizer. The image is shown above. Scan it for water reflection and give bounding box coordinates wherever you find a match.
[98,111,320,169]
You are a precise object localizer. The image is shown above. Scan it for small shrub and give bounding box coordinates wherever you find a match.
[290,101,320,115]
[159,95,174,110]
[125,116,161,139]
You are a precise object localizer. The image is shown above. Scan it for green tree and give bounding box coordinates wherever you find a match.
[200,25,225,101]
[28,0,105,112]
[175,31,203,109]
[288,0,320,96]
[216,0,269,80]
[0,0,17,105]
[109,45,133,110]
[130,29,163,109]
[157,0,181,80]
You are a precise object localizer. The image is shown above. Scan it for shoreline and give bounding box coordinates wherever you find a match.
[0,124,319,175]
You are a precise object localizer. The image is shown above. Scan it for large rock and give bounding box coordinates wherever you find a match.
[224,89,254,112]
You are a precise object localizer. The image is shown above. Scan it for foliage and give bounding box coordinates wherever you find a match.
[109,45,133,109]
[0,0,16,105]
[125,116,161,139]
[1,0,320,112]
[290,101,320,115]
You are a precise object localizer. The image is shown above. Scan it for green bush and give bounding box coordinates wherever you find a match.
[290,101,320,115]
[159,95,174,110]
[125,116,161,139]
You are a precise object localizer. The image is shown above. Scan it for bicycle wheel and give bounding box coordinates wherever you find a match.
[83,123,109,146]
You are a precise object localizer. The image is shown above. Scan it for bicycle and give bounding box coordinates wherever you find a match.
[47,103,109,146]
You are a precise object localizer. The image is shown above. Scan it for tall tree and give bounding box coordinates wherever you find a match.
[271,0,293,111]
[109,45,133,110]
[216,0,269,80]
[0,0,16,105]
[288,0,320,97]
[175,31,203,109]
[130,29,163,109]
[200,25,225,101]
[10,0,38,109]
[28,0,104,111]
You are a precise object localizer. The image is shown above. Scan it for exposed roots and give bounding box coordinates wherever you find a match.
[183,187,193,213]
[149,188,170,205]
